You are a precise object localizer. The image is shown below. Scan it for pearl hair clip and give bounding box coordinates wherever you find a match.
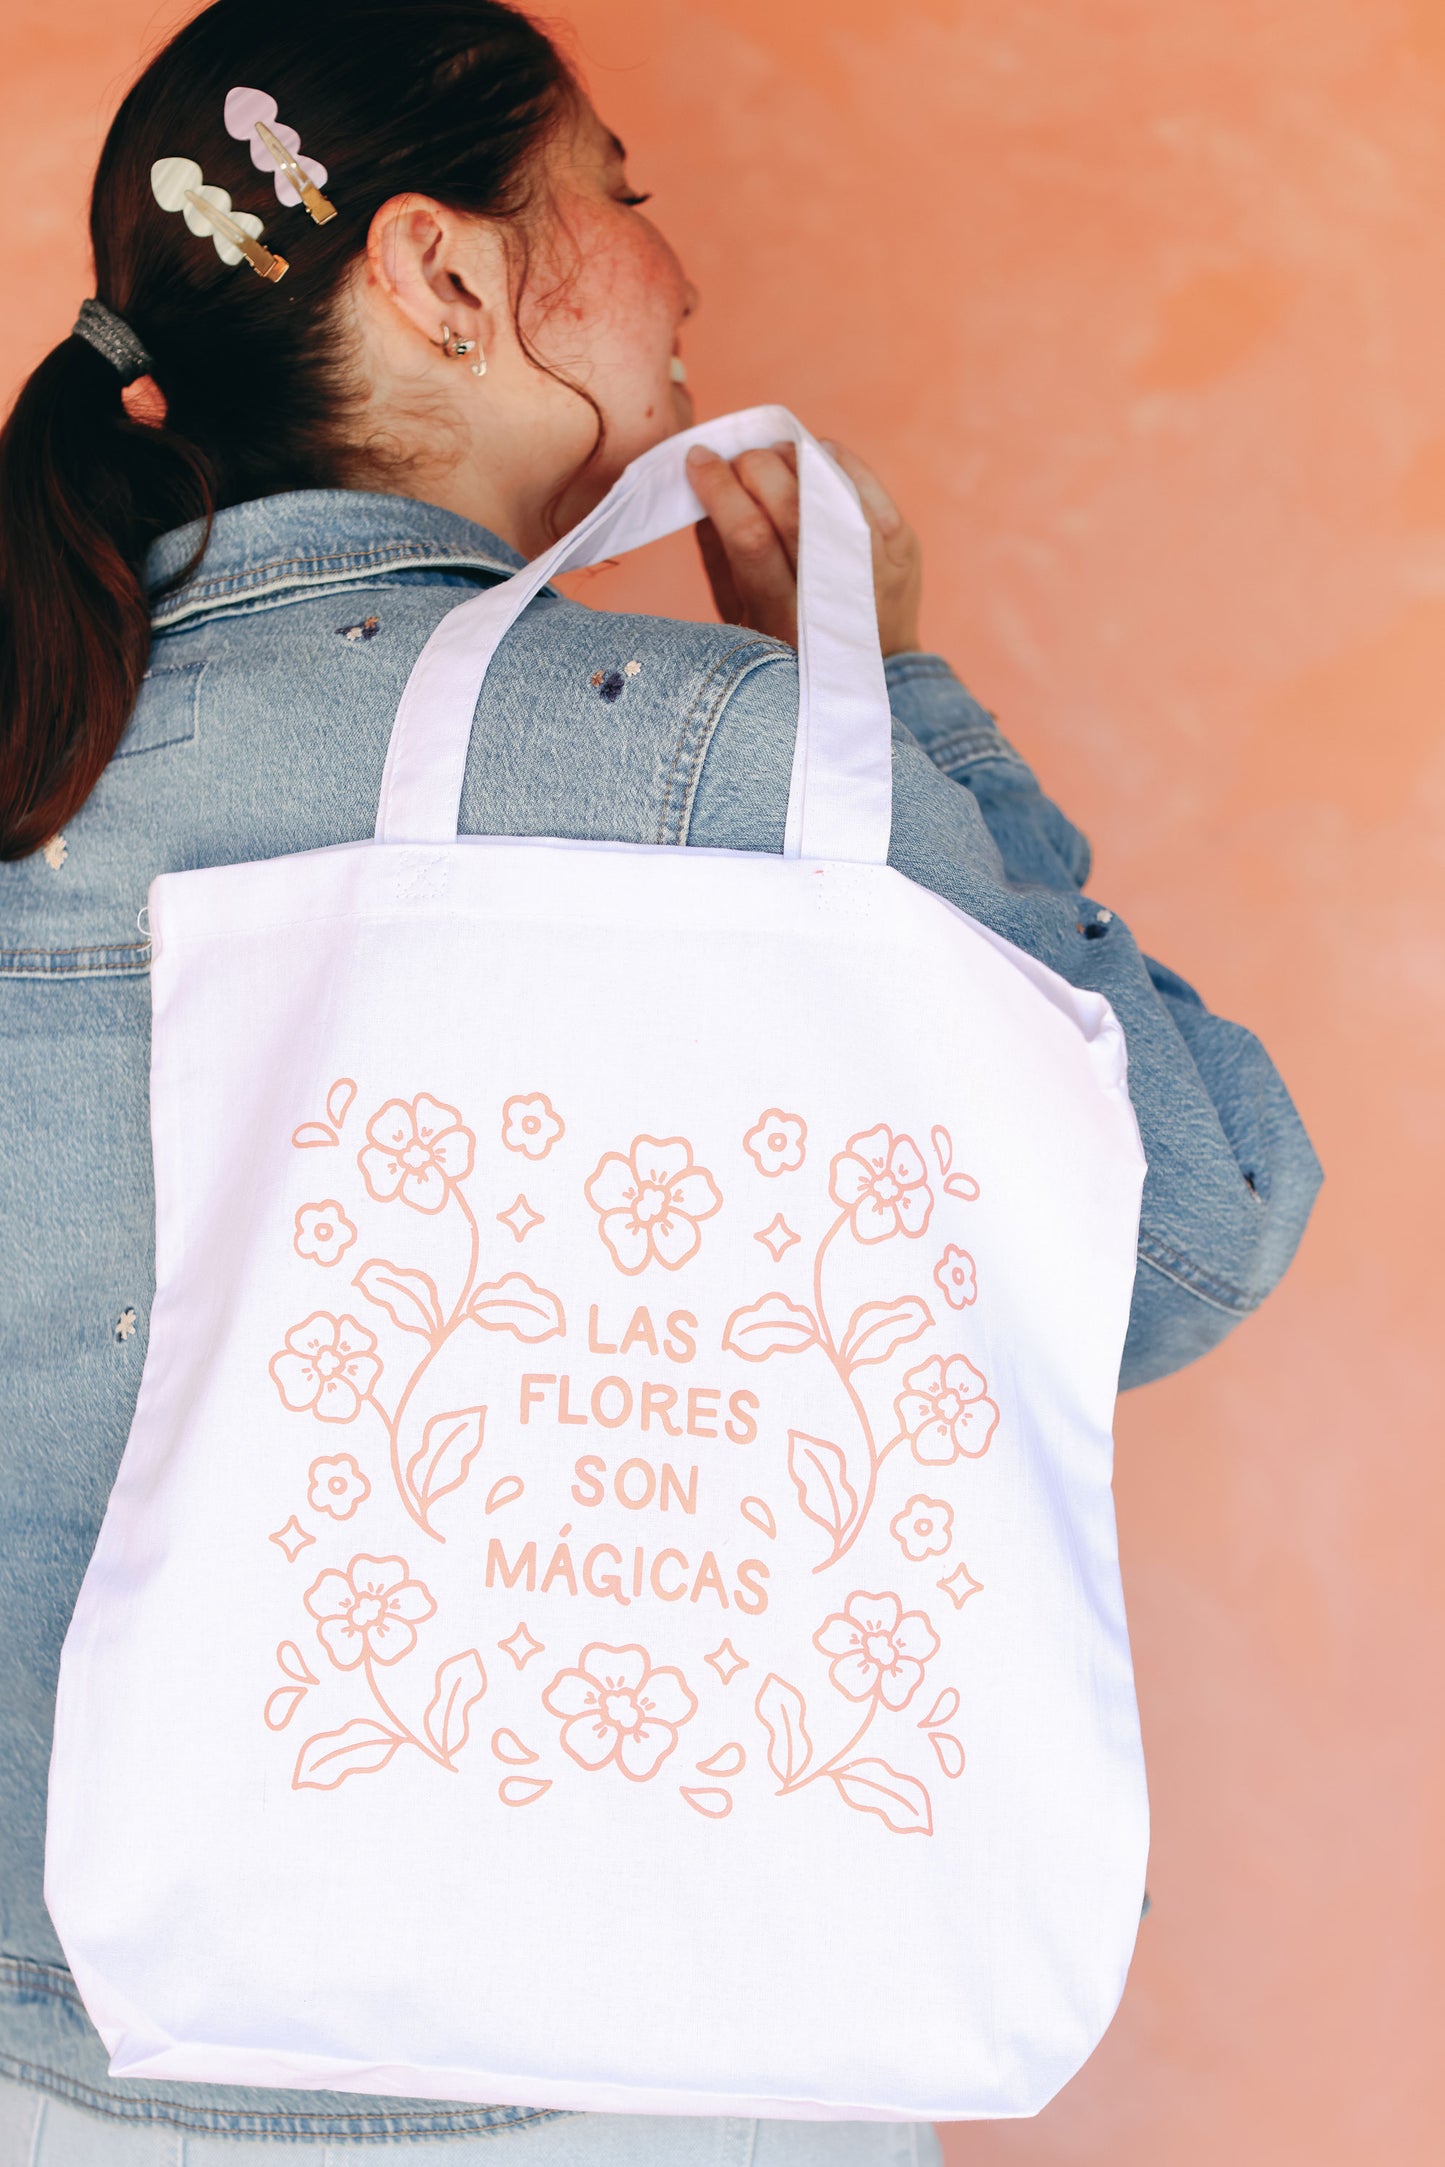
[150,156,288,281]
[224,87,336,224]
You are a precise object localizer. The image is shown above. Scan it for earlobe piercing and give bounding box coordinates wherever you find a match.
[439,326,487,377]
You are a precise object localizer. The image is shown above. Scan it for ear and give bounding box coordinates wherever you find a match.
[366,193,502,356]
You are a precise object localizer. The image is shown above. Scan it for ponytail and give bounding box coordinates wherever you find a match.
[0,335,211,858]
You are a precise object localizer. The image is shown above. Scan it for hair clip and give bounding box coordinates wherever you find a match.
[150,156,288,282]
[224,88,336,224]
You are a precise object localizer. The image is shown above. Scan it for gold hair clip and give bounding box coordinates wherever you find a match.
[150,156,288,281]
[225,88,336,225]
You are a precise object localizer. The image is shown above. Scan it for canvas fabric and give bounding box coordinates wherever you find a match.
[45,409,1149,2124]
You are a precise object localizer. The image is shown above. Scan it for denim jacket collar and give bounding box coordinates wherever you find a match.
[144,488,532,632]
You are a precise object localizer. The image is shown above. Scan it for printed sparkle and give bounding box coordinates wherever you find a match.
[269,1515,314,1563]
[936,1560,984,1609]
[705,1638,748,1686]
[498,1620,545,1671]
[497,1193,543,1244]
[754,1212,800,1261]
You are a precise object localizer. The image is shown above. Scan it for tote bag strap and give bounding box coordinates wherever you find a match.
[374,404,893,863]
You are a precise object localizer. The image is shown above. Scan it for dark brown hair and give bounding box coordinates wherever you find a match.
[0,0,586,859]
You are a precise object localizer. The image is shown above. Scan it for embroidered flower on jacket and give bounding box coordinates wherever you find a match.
[813,1590,940,1711]
[743,1109,807,1177]
[293,1200,357,1267]
[304,1554,436,1670]
[358,1094,474,1213]
[829,1125,933,1243]
[307,1452,371,1520]
[269,1312,380,1423]
[933,1243,977,1309]
[543,1643,697,1781]
[501,1091,565,1160]
[889,1495,954,1561]
[893,1353,999,1464]
[585,1135,722,1274]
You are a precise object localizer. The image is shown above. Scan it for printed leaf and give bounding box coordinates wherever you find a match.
[293,1718,401,1790]
[918,1686,960,1731]
[326,1077,357,1129]
[467,1272,565,1343]
[264,1685,307,1731]
[291,1121,337,1149]
[931,1124,953,1174]
[499,1776,552,1807]
[491,1727,538,1766]
[697,1742,746,1778]
[928,1731,966,1779]
[408,1406,485,1511]
[832,1758,934,1836]
[424,1648,487,1759]
[722,1292,819,1363]
[485,1474,524,1514]
[840,1295,934,1369]
[353,1257,443,1338]
[680,1786,733,1819]
[755,1673,812,1786]
[787,1430,857,1542]
[276,1638,318,1685]
[945,1170,981,1201]
[740,1496,777,1539]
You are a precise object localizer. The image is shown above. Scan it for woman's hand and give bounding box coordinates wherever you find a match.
[685,438,922,656]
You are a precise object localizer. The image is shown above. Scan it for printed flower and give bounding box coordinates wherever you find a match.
[502,1091,565,1160]
[307,1452,371,1520]
[304,1554,436,1670]
[813,1590,939,1711]
[743,1108,807,1177]
[585,1135,722,1274]
[543,1643,697,1781]
[890,1495,954,1561]
[293,1200,357,1267]
[358,1094,474,1213]
[933,1244,977,1310]
[893,1354,999,1464]
[269,1312,380,1424]
[829,1125,933,1243]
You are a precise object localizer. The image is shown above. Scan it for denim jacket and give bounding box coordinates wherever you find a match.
[0,487,1322,2138]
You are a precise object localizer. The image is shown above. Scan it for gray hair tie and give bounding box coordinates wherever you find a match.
[71,298,156,386]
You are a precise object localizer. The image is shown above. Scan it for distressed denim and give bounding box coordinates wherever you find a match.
[0,489,1321,2141]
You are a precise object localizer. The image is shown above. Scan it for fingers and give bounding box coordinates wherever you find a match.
[818,439,905,539]
[686,443,799,646]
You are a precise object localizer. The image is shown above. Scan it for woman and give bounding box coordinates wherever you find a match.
[0,0,1321,2158]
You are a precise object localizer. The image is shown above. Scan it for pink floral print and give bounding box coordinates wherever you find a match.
[307,1453,371,1520]
[501,1092,564,1160]
[890,1494,954,1560]
[829,1125,933,1243]
[743,1109,807,1177]
[585,1135,722,1274]
[933,1243,977,1309]
[269,1312,380,1424]
[359,1095,474,1213]
[813,1589,940,1711]
[894,1353,999,1463]
[543,1642,698,1781]
[293,1200,356,1267]
[304,1554,436,1671]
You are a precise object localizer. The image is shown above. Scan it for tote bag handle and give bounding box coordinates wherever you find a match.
[374,404,893,864]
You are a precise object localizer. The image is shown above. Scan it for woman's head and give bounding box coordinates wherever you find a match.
[0,0,696,858]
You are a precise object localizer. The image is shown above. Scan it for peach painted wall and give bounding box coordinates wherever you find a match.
[4,2,1440,2159]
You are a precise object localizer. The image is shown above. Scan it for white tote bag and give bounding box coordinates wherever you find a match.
[47,407,1148,2123]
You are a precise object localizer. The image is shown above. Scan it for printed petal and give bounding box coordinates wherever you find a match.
[559,1713,619,1769]
[892,1611,941,1663]
[317,1615,367,1670]
[543,1668,602,1719]
[889,1134,927,1187]
[412,1095,463,1143]
[851,1193,898,1244]
[954,1396,1000,1455]
[365,1613,418,1665]
[875,1657,924,1710]
[829,1153,873,1207]
[304,1569,355,1621]
[668,1170,722,1220]
[586,1154,639,1214]
[894,1183,934,1236]
[386,1579,437,1624]
[649,1210,702,1269]
[332,1315,378,1359]
[813,1615,866,1657]
[367,1102,416,1151]
[895,1392,936,1437]
[358,1145,405,1199]
[580,1643,650,1692]
[631,1136,691,1187]
[828,1651,881,1701]
[313,1376,361,1423]
[270,1352,321,1409]
[337,1351,381,1398]
[846,1590,902,1634]
[429,1127,475,1180]
[943,1354,990,1403]
[903,1355,948,1398]
[911,1418,960,1463]
[597,1210,651,1273]
[286,1312,339,1357]
[400,1164,449,1213]
[848,1125,894,1173]
[636,1666,696,1726]
[617,1720,678,1781]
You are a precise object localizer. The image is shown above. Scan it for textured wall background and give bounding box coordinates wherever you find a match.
[3,2,1440,2159]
